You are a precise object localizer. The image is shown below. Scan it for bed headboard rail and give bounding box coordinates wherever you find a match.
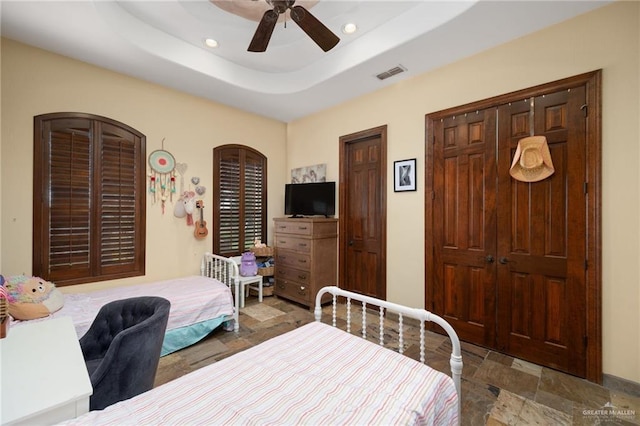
[314,286,463,409]
[201,252,240,332]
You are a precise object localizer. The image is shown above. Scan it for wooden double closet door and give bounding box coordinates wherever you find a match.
[426,72,601,380]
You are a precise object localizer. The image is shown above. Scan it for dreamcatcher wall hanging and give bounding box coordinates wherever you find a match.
[148,138,176,213]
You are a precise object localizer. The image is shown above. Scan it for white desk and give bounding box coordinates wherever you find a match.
[1,316,93,425]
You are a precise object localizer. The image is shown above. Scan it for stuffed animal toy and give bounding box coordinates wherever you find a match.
[239,252,258,277]
[4,275,64,320]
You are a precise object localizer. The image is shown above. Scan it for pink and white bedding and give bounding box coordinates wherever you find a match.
[10,275,234,338]
[60,321,459,426]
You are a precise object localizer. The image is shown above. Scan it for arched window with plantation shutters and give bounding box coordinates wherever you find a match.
[212,145,267,257]
[33,113,146,286]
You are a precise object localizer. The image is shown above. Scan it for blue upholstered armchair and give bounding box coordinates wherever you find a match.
[79,296,171,411]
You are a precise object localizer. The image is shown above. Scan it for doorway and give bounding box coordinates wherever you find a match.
[339,126,387,299]
[425,71,602,382]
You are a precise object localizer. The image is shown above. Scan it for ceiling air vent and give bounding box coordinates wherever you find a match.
[376,65,407,81]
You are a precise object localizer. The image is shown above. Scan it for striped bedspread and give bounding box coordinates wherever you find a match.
[11,276,234,338]
[61,321,459,426]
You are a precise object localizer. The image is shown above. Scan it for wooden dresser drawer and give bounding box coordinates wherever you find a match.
[275,266,310,286]
[274,278,310,305]
[276,250,311,270]
[274,221,313,236]
[274,235,312,253]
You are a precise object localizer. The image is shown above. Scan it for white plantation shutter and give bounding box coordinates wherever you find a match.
[213,145,266,257]
[34,113,146,286]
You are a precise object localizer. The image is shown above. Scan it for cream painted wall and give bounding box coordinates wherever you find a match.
[1,2,638,384]
[288,1,640,383]
[0,38,287,292]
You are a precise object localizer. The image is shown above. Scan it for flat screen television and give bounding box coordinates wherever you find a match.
[285,182,335,217]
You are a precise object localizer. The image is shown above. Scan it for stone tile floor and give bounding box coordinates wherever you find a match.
[156,295,639,425]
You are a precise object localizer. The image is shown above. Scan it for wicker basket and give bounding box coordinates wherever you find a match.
[250,286,274,297]
[251,246,274,257]
[258,266,274,276]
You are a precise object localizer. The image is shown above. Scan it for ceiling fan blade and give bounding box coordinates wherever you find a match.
[290,5,339,52]
[248,9,279,52]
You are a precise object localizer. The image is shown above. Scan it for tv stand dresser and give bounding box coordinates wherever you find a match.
[273,217,338,308]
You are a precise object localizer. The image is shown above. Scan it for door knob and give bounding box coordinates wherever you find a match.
[499,257,509,264]
[485,255,495,263]
[349,240,354,246]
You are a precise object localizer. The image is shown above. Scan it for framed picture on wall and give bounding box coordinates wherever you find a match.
[394,158,416,192]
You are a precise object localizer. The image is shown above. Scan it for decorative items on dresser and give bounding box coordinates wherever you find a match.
[273,217,338,308]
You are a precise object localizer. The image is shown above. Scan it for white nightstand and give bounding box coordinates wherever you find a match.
[1,316,92,425]
[238,275,263,308]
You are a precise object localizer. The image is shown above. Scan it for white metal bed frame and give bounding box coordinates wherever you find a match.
[200,252,240,332]
[314,286,463,415]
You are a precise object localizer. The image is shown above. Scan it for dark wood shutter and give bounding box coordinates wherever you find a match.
[217,149,241,254]
[243,154,266,248]
[213,145,267,257]
[98,123,144,275]
[45,118,93,280]
[33,113,146,286]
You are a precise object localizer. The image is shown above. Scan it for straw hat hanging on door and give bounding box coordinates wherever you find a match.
[509,136,555,182]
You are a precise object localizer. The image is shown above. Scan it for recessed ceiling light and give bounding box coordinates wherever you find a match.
[342,23,357,35]
[204,38,219,48]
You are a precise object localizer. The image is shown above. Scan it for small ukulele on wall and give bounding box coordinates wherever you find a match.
[194,200,208,240]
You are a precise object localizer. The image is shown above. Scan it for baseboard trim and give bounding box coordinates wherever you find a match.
[603,373,640,397]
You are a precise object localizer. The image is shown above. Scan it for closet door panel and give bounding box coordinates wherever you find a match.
[496,87,587,376]
[432,108,497,347]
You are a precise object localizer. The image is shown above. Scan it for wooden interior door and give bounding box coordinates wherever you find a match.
[339,126,387,299]
[426,72,601,380]
[495,88,588,376]
[431,108,498,347]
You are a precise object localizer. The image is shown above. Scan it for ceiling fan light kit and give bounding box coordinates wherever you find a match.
[248,0,339,53]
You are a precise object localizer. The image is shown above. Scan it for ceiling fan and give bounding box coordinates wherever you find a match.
[248,0,340,53]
